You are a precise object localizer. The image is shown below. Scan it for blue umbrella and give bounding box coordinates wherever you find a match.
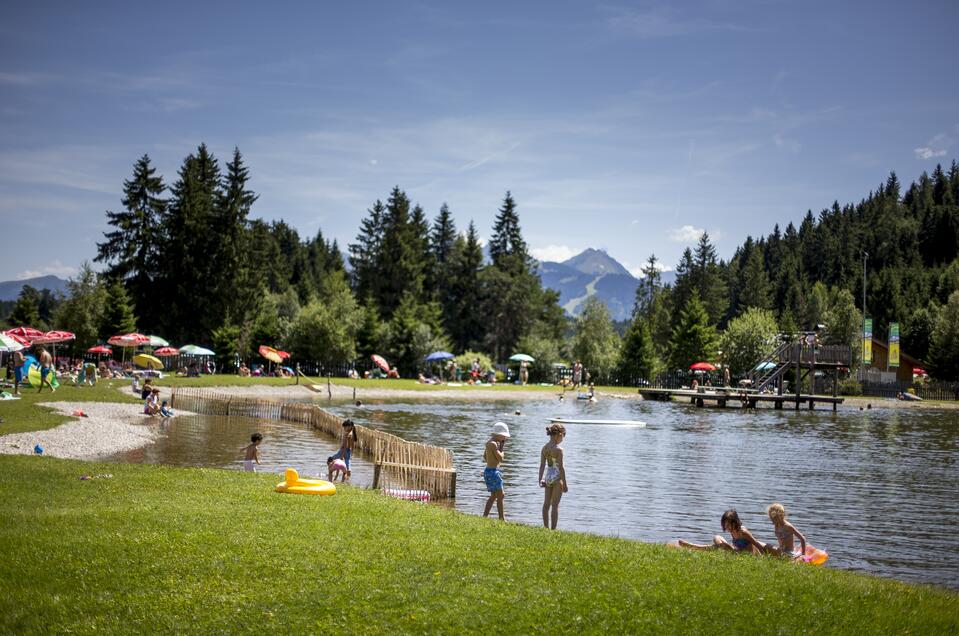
[424,351,455,362]
[754,361,777,371]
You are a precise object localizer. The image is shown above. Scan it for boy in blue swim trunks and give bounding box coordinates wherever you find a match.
[483,422,510,520]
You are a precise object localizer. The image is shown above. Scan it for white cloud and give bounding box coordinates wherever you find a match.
[531,244,580,262]
[15,260,77,280]
[773,133,801,153]
[669,225,705,242]
[914,130,954,160]
[914,147,947,160]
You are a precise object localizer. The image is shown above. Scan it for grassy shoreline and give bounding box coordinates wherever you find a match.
[1,456,956,634]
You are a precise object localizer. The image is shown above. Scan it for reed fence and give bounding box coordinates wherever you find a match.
[170,387,457,498]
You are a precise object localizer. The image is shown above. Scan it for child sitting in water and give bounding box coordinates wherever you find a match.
[327,456,349,482]
[159,401,174,418]
[677,509,765,554]
[242,433,263,472]
[762,502,807,559]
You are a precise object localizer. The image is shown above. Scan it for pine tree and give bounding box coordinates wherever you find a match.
[212,148,258,327]
[670,248,697,324]
[99,279,137,338]
[738,247,772,312]
[430,203,457,265]
[488,191,530,276]
[693,232,728,324]
[9,285,41,327]
[617,316,656,384]
[668,296,719,370]
[159,144,222,342]
[445,222,485,351]
[95,154,167,330]
[374,187,427,316]
[633,254,662,319]
[349,200,386,302]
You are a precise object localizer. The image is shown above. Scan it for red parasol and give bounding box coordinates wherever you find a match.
[258,345,282,364]
[371,354,389,372]
[913,367,928,376]
[5,326,44,343]
[689,361,717,371]
[277,350,291,360]
[107,332,150,347]
[87,345,112,354]
[153,347,180,357]
[33,330,76,345]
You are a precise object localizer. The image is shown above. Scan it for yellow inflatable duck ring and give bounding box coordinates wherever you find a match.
[275,468,336,496]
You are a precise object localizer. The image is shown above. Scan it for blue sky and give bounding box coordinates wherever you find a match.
[1,0,957,281]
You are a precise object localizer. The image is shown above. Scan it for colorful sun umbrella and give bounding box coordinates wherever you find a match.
[5,326,44,343]
[133,354,163,370]
[424,351,454,362]
[690,362,717,372]
[371,354,389,372]
[509,353,535,363]
[108,332,150,347]
[87,345,112,355]
[153,347,180,357]
[179,344,214,356]
[276,350,291,360]
[33,330,76,345]
[0,332,25,352]
[258,345,282,364]
[147,335,169,347]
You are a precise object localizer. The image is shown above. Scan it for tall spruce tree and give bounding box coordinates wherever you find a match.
[159,144,222,341]
[445,222,485,351]
[212,148,258,327]
[693,232,728,324]
[669,296,719,370]
[375,187,427,316]
[99,279,137,338]
[95,154,166,330]
[617,315,656,384]
[349,200,386,302]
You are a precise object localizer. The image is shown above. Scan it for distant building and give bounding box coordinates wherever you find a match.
[863,338,924,384]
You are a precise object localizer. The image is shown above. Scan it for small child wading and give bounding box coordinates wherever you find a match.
[242,433,263,472]
[330,419,357,472]
[677,509,765,554]
[483,422,510,521]
[538,423,568,529]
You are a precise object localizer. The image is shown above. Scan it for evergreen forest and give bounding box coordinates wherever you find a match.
[6,145,959,382]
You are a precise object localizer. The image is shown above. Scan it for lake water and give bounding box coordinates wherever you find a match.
[107,396,959,589]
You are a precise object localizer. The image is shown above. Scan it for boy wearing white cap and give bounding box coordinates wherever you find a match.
[483,422,510,520]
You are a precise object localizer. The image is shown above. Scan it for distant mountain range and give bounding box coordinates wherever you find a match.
[538,248,674,321]
[0,275,70,301]
[1,253,664,323]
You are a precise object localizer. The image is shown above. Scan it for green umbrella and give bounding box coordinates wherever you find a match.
[147,335,169,347]
[509,353,535,363]
[179,344,215,356]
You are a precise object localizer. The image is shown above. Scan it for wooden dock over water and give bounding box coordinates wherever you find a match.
[639,388,844,411]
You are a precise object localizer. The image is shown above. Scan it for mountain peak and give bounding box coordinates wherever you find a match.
[561,248,632,278]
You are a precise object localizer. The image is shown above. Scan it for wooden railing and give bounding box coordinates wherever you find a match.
[170,387,457,498]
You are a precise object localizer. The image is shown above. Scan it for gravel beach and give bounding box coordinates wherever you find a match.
[0,402,170,459]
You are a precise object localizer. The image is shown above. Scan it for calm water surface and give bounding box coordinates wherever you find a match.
[108,397,959,589]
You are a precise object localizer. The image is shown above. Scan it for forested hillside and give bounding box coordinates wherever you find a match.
[6,145,958,382]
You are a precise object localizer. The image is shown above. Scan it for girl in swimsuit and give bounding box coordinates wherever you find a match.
[762,502,807,559]
[538,423,568,530]
[677,509,765,554]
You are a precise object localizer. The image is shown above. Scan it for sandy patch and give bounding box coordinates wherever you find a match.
[0,402,178,459]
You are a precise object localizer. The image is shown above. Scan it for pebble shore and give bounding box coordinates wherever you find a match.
[0,402,167,459]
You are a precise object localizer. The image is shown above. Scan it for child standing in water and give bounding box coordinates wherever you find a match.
[538,423,568,529]
[483,422,510,520]
[242,433,263,472]
[330,419,357,471]
[677,509,765,554]
[763,503,807,559]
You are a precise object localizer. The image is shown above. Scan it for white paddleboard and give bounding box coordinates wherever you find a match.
[549,417,646,427]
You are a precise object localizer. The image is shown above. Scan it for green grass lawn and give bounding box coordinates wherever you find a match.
[1,456,955,634]
[0,381,140,435]
[154,374,637,396]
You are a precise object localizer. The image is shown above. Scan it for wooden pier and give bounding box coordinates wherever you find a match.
[639,387,844,411]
